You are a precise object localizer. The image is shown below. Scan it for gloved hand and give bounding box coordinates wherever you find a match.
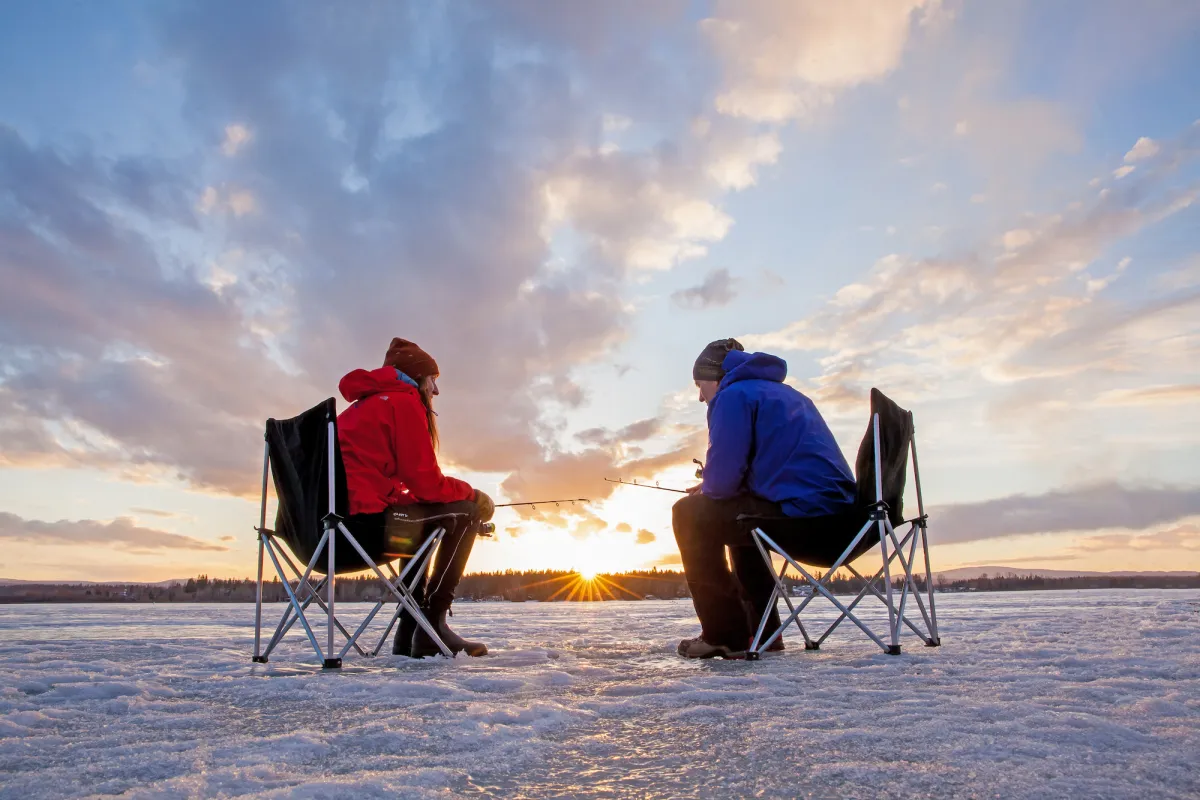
[473,489,496,523]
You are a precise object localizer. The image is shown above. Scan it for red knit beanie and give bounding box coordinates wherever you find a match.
[382,338,439,381]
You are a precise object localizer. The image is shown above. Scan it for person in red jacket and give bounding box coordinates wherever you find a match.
[338,338,495,658]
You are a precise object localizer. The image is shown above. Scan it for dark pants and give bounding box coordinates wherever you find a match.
[344,499,481,614]
[672,493,784,648]
[405,499,481,614]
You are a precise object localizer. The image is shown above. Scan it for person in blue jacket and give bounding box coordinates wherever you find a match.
[673,338,858,659]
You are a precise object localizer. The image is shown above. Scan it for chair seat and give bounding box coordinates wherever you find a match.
[737,507,877,570]
[383,507,471,558]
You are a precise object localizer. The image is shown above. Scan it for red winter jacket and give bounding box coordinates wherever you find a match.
[337,367,474,515]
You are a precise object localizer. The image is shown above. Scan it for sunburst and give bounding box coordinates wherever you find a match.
[541,571,644,602]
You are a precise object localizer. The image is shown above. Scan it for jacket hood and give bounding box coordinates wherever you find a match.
[719,350,787,388]
[339,367,418,403]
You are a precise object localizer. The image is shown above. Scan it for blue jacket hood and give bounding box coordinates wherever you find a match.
[719,350,787,388]
[700,349,856,517]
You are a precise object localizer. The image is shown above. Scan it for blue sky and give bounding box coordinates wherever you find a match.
[1,0,1198,581]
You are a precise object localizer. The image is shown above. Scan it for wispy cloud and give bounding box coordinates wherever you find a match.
[932,483,1200,545]
[0,512,227,552]
[672,268,739,309]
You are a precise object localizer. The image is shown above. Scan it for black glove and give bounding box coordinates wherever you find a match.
[473,489,495,523]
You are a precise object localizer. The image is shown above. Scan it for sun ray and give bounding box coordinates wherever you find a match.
[520,573,578,591]
[547,578,577,601]
[565,578,585,602]
[595,574,641,600]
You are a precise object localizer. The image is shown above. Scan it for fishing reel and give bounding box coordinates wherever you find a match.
[693,459,704,479]
[479,521,496,538]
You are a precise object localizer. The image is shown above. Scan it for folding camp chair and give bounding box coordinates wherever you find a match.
[251,398,471,667]
[740,389,941,659]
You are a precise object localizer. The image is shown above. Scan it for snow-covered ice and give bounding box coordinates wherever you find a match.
[1,590,1197,799]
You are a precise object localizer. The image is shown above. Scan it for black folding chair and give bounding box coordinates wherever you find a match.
[251,398,458,667]
[739,389,942,659]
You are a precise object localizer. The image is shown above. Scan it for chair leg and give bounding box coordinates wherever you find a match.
[253,442,270,664]
[261,534,326,662]
[884,520,937,647]
[265,575,327,657]
[253,530,267,663]
[748,532,816,658]
[338,523,454,658]
[754,529,893,654]
[822,525,933,647]
[910,429,941,646]
[274,544,369,658]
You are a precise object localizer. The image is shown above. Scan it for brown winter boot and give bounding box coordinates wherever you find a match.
[410,609,487,658]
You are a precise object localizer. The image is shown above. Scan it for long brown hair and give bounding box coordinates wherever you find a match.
[418,381,439,451]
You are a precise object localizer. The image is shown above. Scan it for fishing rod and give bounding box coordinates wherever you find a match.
[604,478,687,494]
[602,458,705,495]
[495,498,590,509]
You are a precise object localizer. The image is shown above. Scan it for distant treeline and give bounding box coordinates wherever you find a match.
[937,573,1200,592]
[1,570,1196,604]
[0,569,693,604]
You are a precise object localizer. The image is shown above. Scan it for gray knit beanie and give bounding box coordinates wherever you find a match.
[692,338,745,381]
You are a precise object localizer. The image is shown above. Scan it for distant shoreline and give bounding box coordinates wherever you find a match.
[2,570,1197,603]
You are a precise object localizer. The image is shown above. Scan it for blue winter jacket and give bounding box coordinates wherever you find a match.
[700,350,857,517]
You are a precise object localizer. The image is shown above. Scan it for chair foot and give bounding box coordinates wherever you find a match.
[925,638,941,647]
[886,645,902,656]
[746,651,761,661]
[251,655,268,664]
[322,658,343,669]
[804,641,820,651]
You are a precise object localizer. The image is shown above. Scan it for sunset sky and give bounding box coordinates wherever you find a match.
[2,1,1199,582]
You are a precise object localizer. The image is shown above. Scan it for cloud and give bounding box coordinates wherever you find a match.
[931,483,1200,545]
[671,268,739,309]
[705,0,939,122]
[576,417,664,447]
[221,123,253,156]
[614,522,632,533]
[1095,384,1200,407]
[196,185,258,216]
[746,120,1200,420]
[130,507,183,518]
[1074,522,1200,553]
[0,512,227,552]
[0,1,759,507]
[499,426,706,516]
[636,529,657,544]
[1124,136,1160,163]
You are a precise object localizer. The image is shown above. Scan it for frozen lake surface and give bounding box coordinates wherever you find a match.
[1,591,1197,799]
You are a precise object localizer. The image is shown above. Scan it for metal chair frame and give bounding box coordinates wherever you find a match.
[251,415,453,668]
[746,411,941,659]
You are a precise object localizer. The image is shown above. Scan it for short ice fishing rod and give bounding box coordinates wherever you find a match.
[495,498,590,509]
[603,459,704,495]
[603,478,687,494]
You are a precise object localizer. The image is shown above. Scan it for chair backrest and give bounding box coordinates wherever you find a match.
[853,388,913,526]
[266,398,368,573]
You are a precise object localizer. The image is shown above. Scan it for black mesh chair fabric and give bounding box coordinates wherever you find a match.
[854,388,913,527]
[738,388,913,569]
[266,398,375,575]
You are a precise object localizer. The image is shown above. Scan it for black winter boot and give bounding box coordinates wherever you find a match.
[391,610,419,657]
[410,609,487,658]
